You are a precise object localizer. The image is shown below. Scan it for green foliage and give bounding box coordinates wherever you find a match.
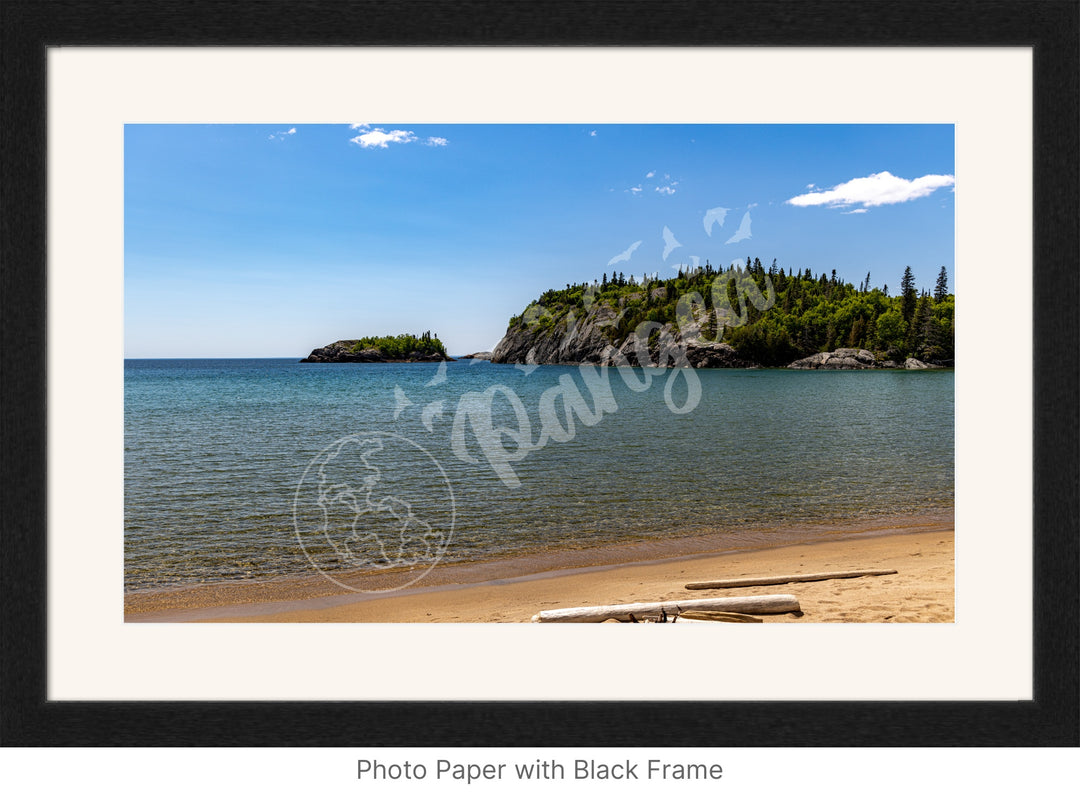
[350,331,446,359]
[934,265,949,303]
[900,265,918,323]
[508,261,954,367]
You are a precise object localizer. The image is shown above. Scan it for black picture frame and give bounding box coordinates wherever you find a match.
[2,0,1077,747]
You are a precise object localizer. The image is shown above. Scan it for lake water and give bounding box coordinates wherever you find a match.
[124,359,954,591]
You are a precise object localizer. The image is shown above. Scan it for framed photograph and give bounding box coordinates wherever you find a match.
[2,1,1076,748]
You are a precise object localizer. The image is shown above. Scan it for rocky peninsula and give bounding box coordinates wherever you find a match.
[489,262,954,370]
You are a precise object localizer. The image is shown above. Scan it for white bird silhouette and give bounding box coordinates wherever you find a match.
[703,206,729,236]
[425,359,447,387]
[662,226,682,260]
[607,240,642,266]
[393,386,413,420]
[421,400,445,432]
[724,211,752,245]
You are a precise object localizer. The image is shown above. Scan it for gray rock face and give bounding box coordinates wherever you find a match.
[490,306,759,368]
[788,348,879,370]
[462,351,494,361]
[491,304,622,365]
[300,340,453,363]
[786,350,946,370]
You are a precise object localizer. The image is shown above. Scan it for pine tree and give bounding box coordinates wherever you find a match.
[912,294,935,359]
[900,266,917,323]
[849,316,867,348]
[701,309,716,340]
[934,265,949,302]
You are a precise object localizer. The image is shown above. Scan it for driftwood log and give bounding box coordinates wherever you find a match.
[677,610,763,623]
[685,569,897,591]
[531,594,799,623]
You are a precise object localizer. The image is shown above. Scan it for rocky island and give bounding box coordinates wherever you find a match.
[301,332,453,363]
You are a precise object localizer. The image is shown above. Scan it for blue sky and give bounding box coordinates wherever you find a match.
[125,124,954,357]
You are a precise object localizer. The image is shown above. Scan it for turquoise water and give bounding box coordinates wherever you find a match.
[124,359,954,591]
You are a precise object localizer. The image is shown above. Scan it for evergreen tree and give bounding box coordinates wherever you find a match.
[934,266,949,302]
[849,316,868,348]
[701,309,716,340]
[900,266,917,323]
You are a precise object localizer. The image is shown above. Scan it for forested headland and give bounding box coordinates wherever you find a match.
[496,260,953,368]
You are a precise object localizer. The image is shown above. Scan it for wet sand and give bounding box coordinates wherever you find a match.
[126,519,953,624]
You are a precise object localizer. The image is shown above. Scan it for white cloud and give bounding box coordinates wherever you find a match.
[350,128,418,149]
[806,183,816,189]
[590,130,597,137]
[787,171,955,208]
[626,185,643,195]
[349,123,371,130]
[841,208,869,215]
[655,185,676,195]
[425,136,449,147]
[645,171,655,178]
[268,126,297,141]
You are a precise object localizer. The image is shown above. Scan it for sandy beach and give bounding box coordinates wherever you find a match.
[126,519,953,624]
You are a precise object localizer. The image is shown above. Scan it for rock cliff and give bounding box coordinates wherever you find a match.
[490,304,759,368]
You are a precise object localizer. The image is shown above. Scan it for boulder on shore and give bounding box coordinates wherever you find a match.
[787,349,946,370]
[788,348,879,370]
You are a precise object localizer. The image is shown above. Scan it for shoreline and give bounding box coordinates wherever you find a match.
[126,513,953,623]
